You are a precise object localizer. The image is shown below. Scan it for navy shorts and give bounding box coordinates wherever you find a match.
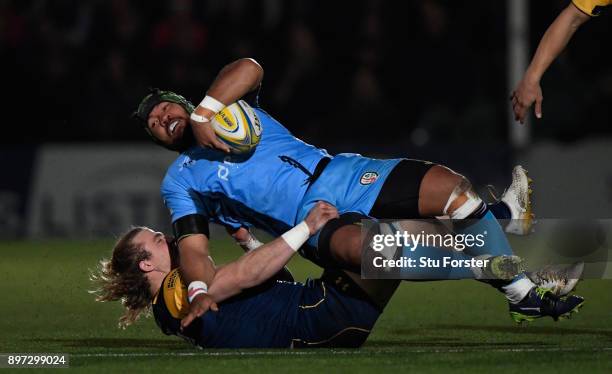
[186,271,381,348]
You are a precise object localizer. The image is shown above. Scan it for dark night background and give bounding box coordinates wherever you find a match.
[2,0,610,150]
[1,0,611,240]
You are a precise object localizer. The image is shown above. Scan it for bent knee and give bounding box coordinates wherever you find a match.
[443,176,484,219]
[329,225,362,271]
[419,165,479,217]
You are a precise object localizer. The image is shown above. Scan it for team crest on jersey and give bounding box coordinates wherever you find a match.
[360,171,379,185]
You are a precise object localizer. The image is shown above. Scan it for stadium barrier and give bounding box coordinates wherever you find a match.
[25,144,176,239]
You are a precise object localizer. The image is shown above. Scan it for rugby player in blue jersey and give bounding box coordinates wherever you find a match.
[132,58,584,326]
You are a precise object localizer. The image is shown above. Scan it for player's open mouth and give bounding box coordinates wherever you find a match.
[169,120,180,135]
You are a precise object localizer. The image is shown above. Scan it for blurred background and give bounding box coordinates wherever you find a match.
[1,0,611,239]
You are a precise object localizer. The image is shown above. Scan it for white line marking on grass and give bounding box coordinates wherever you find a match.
[72,346,612,358]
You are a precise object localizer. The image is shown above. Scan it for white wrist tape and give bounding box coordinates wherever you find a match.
[187,281,208,303]
[198,95,225,114]
[190,112,211,123]
[238,235,264,251]
[281,221,310,252]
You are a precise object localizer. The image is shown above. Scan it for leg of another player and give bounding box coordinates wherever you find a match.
[419,165,513,256]
[416,165,465,217]
[418,165,513,221]
[326,218,522,282]
[328,225,363,273]
[324,165,511,275]
[345,272,400,310]
[418,165,534,302]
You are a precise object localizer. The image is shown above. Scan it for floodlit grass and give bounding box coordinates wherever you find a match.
[0,239,610,373]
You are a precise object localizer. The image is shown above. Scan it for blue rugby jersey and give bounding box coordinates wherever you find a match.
[161,108,329,236]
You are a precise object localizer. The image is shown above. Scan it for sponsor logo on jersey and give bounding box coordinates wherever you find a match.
[179,156,196,171]
[218,164,230,181]
[360,171,379,185]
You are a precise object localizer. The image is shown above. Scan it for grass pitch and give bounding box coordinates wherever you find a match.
[0,239,610,373]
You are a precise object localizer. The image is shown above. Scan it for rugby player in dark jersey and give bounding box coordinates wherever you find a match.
[92,202,402,348]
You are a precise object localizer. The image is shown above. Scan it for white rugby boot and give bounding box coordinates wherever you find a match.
[527,262,584,297]
[495,165,535,235]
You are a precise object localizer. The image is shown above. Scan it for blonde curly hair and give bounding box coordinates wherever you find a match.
[90,227,153,329]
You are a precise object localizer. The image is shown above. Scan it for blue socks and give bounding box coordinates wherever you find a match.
[455,210,513,257]
[488,201,512,220]
[454,207,534,301]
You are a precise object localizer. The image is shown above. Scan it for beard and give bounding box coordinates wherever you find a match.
[162,124,197,153]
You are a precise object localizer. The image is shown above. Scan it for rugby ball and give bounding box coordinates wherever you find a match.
[212,100,262,153]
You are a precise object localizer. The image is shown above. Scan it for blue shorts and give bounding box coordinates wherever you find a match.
[296,153,402,247]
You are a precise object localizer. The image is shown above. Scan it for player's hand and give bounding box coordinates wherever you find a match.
[304,201,339,235]
[180,293,219,330]
[190,107,231,153]
[229,226,264,252]
[511,76,543,124]
[229,227,252,244]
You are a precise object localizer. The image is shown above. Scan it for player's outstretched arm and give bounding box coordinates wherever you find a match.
[189,58,264,152]
[227,226,296,282]
[180,202,338,329]
[511,3,590,124]
[210,201,337,299]
[177,233,217,287]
